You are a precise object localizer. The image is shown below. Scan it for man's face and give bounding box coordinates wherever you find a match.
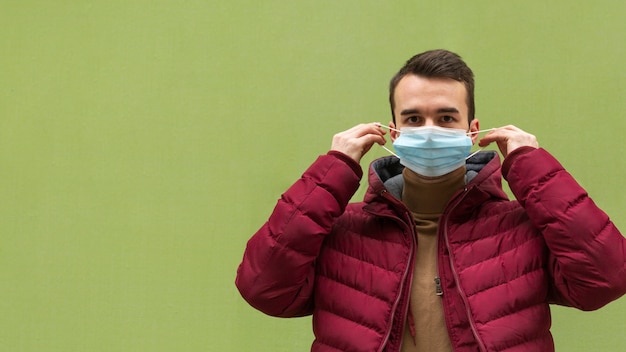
[390,74,479,143]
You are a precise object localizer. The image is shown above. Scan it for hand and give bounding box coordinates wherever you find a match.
[478,125,538,157]
[331,123,387,163]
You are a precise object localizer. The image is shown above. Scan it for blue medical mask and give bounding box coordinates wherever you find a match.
[392,126,472,177]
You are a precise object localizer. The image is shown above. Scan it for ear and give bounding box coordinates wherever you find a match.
[469,119,480,144]
[389,121,399,142]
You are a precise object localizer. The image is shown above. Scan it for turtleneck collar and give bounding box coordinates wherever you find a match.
[401,166,466,215]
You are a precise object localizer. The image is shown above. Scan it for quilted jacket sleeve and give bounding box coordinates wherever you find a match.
[235,152,362,317]
[504,148,626,310]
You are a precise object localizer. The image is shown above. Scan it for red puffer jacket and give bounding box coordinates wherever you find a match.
[236,148,626,351]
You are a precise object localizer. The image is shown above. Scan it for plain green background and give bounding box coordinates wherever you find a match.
[1,1,625,351]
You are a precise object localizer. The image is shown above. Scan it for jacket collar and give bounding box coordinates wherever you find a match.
[363,151,509,207]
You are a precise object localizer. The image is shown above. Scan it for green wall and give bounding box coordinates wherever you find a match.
[1,1,625,350]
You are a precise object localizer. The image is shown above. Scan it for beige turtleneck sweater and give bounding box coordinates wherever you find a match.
[400,166,466,352]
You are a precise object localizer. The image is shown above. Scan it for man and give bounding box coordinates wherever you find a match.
[235,49,626,351]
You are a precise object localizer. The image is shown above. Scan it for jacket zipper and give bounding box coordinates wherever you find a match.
[442,187,488,352]
[375,190,416,352]
[434,276,443,296]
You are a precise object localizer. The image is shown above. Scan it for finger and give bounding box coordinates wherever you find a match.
[478,126,514,146]
[357,133,387,149]
[361,122,387,133]
[331,123,388,162]
[363,122,387,137]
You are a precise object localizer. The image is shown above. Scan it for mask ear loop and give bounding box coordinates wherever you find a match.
[381,145,398,157]
[467,128,496,135]
[466,128,497,159]
[466,149,482,160]
[375,123,401,157]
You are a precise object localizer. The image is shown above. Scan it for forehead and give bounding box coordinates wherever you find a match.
[394,74,468,112]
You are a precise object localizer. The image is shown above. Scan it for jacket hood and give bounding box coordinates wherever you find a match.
[363,151,509,207]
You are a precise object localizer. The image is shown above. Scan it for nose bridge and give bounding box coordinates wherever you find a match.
[424,117,436,126]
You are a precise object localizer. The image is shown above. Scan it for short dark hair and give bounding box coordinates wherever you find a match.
[389,49,475,124]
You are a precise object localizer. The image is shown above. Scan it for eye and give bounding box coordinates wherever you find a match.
[406,116,421,124]
[440,115,456,123]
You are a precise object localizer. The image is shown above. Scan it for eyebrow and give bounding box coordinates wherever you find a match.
[400,107,460,115]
